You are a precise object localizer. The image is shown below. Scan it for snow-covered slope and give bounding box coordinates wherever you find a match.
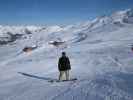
[0,9,133,100]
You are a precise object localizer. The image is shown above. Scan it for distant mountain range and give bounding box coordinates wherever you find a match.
[0,9,133,45]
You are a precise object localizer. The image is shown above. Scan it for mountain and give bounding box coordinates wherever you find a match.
[0,9,133,45]
[0,9,133,100]
[111,9,133,24]
[0,9,133,46]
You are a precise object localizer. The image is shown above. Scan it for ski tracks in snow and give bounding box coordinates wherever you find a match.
[49,74,133,100]
[50,80,79,100]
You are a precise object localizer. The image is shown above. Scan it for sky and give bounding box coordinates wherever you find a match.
[0,0,133,25]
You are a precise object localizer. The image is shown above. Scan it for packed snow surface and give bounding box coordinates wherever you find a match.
[0,9,133,100]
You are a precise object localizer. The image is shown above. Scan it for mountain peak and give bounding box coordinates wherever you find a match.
[111,9,133,23]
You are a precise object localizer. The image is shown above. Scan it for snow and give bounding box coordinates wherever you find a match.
[0,9,133,100]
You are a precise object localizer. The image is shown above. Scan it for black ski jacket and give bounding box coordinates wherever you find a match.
[58,56,71,71]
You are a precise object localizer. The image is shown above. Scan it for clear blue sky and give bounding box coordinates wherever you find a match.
[0,0,133,25]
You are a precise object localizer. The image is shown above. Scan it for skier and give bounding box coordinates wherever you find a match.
[58,52,71,81]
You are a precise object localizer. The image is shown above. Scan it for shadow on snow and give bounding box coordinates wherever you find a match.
[18,72,56,81]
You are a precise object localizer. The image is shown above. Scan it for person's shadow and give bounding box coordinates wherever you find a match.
[18,72,56,81]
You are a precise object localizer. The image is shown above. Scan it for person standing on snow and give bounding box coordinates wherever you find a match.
[58,52,71,81]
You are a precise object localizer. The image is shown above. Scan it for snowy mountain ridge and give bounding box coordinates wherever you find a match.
[0,9,133,46]
[0,9,133,35]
